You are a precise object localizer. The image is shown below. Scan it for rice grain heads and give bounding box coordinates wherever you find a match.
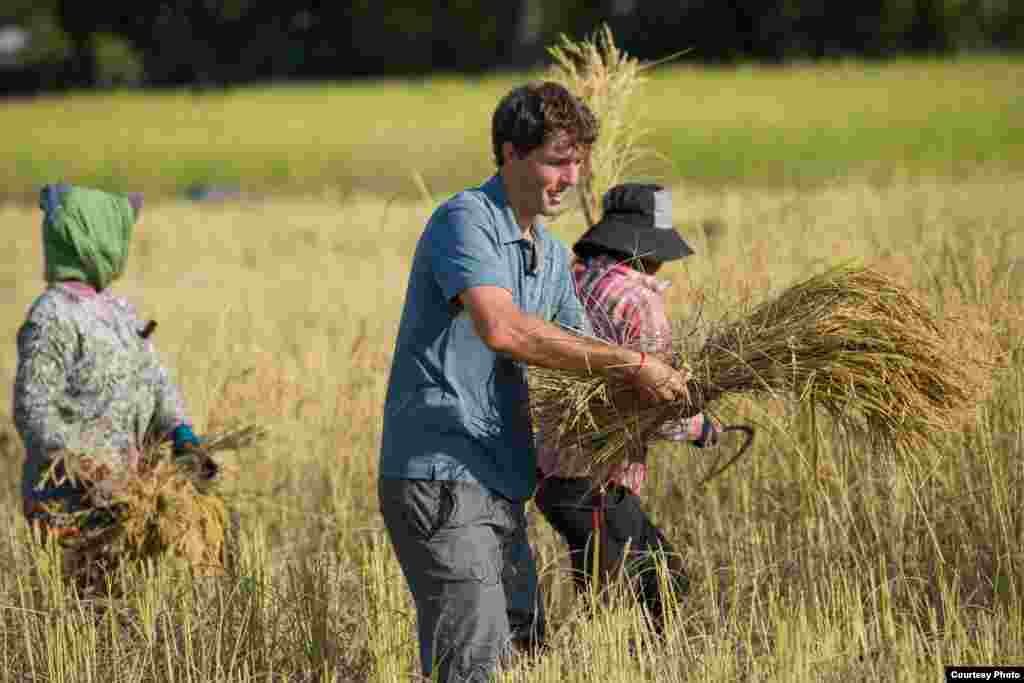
[45,423,267,585]
[691,264,993,446]
[546,24,661,229]
[531,264,995,473]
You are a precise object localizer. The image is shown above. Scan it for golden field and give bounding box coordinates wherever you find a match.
[1,58,1023,681]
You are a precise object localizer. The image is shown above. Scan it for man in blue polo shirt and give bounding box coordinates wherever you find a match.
[379,81,691,682]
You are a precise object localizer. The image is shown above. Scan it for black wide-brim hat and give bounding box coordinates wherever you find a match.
[573,183,693,262]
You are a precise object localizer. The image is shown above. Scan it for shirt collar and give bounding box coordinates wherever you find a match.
[482,173,537,245]
[57,280,100,298]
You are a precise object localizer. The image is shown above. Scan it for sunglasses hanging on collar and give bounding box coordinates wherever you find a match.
[525,239,542,276]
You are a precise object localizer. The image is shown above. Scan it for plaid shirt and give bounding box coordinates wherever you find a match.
[537,255,706,495]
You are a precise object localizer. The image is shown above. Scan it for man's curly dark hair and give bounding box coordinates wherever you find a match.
[491,81,599,167]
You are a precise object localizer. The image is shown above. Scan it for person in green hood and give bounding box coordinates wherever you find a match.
[13,183,205,543]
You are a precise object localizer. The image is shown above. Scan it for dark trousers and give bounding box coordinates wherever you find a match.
[379,478,544,683]
[534,476,688,630]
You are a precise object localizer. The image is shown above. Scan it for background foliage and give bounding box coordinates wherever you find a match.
[1,1,1022,93]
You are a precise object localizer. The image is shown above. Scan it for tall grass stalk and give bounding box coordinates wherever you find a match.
[546,24,678,227]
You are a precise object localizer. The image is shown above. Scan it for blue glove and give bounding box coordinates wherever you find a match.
[693,416,720,449]
[172,424,203,453]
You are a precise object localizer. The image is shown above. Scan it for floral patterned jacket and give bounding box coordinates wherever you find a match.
[13,281,190,518]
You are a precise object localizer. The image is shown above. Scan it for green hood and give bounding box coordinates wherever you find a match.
[40,185,137,291]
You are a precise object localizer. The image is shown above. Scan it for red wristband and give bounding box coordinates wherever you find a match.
[630,351,647,378]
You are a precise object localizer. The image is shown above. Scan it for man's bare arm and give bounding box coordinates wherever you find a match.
[459,286,688,402]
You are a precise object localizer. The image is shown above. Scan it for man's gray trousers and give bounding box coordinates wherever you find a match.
[379,478,545,682]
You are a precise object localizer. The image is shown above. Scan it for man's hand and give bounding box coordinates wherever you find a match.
[457,286,699,406]
[631,355,691,404]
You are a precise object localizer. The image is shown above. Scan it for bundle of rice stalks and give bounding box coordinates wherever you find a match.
[42,422,268,583]
[531,264,994,476]
[70,458,231,578]
[546,24,681,228]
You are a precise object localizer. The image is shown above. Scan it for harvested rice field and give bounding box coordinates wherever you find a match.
[1,57,1023,681]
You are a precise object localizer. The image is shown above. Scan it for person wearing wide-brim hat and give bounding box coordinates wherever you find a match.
[573,182,695,270]
[535,182,720,632]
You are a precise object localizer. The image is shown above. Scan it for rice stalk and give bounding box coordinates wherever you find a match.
[546,24,671,228]
[531,264,996,477]
[38,422,269,584]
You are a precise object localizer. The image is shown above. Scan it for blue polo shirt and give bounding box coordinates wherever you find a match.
[379,174,589,501]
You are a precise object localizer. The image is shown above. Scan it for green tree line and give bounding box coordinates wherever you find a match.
[2,0,1022,93]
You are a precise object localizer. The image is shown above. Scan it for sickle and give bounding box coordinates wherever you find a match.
[696,424,756,487]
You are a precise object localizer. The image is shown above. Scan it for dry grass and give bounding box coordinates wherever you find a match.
[1,154,1023,678]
